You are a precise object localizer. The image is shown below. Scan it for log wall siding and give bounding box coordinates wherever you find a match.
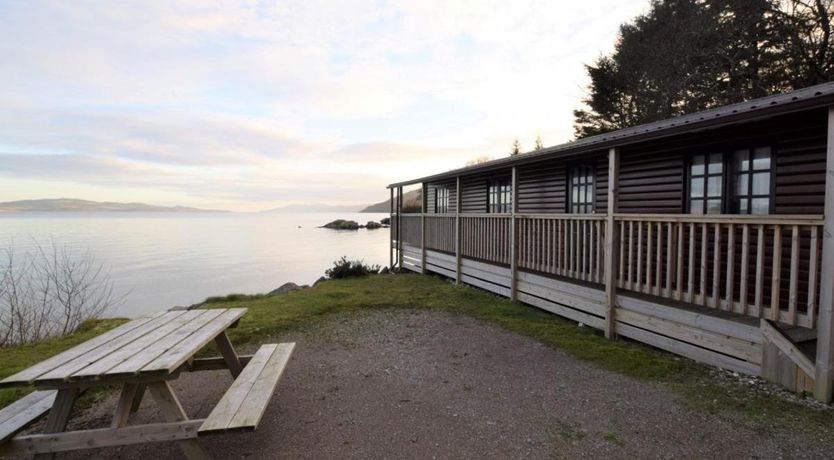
[460,173,510,213]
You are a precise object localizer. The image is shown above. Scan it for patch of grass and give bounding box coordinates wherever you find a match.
[0,318,128,408]
[197,273,833,433]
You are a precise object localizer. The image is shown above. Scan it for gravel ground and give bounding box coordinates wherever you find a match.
[33,309,834,459]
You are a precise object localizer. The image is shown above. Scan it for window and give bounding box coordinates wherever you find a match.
[688,147,772,215]
[487,180,512,213]
[731,147,772,214]
[569,165,595,213]
[688,153,724,214]
[435,187,449,213]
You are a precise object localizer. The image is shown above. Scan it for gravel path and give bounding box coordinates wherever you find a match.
[45,309,834,459]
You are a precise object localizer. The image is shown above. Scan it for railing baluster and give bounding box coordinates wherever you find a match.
[676,222,684,301]
[725,223,735,311]
[770,224,782,321]
[637,221,644,293]
[687,222,695,303]
[619,221,625,288]
[700,223,708,306]
[646,221,653,295]
[755,224,765,316]
[712,223,721,309]
[651,222,663,295]
[788,224,799,325]
[628,221,634,291]
[666,222,674,298]
[740,224,749,315]
[809,225,819,327]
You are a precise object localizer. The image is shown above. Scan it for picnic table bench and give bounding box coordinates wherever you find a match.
[0,308,294,459]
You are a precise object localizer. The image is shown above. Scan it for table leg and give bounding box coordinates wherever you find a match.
[214,331,243,378]
[131,383,146,413]
[33,387,79,460]
[112,383,140,428]
[148,381,208,460]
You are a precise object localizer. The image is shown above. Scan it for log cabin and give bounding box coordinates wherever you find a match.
[387,81,834,402]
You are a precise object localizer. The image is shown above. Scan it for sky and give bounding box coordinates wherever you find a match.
[0,0,649,212]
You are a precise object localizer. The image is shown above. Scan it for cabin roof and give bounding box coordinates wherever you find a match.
[388,81,834,188]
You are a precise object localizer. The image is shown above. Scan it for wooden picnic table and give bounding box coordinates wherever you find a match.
[0,308,295,459]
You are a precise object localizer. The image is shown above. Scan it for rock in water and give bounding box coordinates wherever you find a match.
[268,282,304,296]
[322,219,360,230]
[365,221,382,229]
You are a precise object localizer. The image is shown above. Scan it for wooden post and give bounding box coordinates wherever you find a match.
[397,186,403,269]
[604,147,620,339]
[455,176,462,284]
[421,183,427,274]
[510,167,519,301]
[815,106,834,403]
[389,187,394,270]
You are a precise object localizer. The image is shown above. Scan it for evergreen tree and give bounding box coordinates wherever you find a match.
[510,139,521,156]
[573,0,834,138]
[535,134,544,150]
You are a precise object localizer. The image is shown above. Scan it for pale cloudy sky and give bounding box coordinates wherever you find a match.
[0,0,648,211]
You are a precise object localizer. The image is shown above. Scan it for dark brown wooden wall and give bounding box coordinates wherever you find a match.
[444,108,827,215]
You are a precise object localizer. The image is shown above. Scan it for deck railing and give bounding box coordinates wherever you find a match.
[393,212,823,328]
[517,214,606,283]
[614,214,823,329]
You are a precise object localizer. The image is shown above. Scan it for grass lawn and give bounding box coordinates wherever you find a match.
[1,273,831,434]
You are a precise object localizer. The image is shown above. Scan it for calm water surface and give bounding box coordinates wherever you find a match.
[0,212,390,317]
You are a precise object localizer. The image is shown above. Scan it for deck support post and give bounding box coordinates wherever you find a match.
[421,183,427,274]
[604,147,620,339]
[455,176,462,284]
[397,186,403,269]
[815,106,834,403]
[389,187,394,270]
[510,166,519,301]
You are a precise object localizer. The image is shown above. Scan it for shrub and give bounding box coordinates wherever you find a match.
[325,257,380,279]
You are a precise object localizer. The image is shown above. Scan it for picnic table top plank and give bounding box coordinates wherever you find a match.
[105,309,227,377]
[69,310,212,381]
[139,309,247,375]
[34,311,191,385]
[0,313,166,388]
[0,308,247,389]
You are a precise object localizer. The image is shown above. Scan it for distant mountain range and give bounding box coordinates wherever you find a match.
[360,189,422,212]
[0,199,229,213]
[261,203,364,213]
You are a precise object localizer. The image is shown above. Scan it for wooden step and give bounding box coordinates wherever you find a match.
[0,390,57,443]
[198,343,294,435]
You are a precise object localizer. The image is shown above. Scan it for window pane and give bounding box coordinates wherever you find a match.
[751,198,769,214]
[753,147,770,170]
[690,199,704,214]
[690,177,704,198]
[707,199,722,214]
[735,173,748,196]
[734,149,750,172]
[738,199,748,214]
[708,153,723,173]
[752,172,770,195]
[707,176,722,197]
[691,155,705,175]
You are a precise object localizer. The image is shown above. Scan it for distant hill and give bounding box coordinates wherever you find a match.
[0,199,229,213]
[360,189,422,213]
[261,203,364,213]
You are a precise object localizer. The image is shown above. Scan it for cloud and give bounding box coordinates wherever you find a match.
[0,0,649,210]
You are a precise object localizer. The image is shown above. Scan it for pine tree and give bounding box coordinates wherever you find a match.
[510,139,521,156]
[535,134,544,150]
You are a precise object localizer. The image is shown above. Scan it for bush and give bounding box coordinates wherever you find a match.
[325,257,380,279]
